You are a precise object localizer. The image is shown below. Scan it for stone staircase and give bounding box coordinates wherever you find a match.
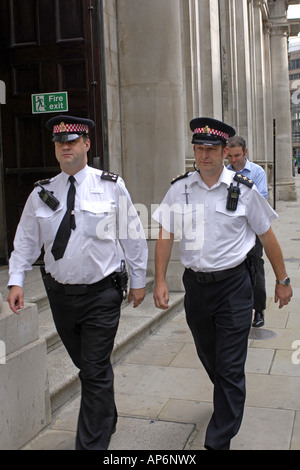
[0,267,184,418]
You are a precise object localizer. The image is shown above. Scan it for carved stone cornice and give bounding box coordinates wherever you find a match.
[263,19,273,34]
[268,16,290,36]
[270,22,290,36]
[254,0,270,20]
[289,18,300,36]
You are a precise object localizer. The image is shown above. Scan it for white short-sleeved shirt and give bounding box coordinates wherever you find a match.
[9,165,148,288]
[152,167,277,272]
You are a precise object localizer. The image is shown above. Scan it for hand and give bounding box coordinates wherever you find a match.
[275,284,293,309]
[153,281,169,310]
[7,286,24,314]
[128,287,146,308]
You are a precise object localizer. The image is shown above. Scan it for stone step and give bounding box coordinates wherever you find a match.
[47,291,184,413]
[38,275,155,353]
[0,266,49,313]
[0,267,184,415]
[0,266,184,427]
[1,267,155,316]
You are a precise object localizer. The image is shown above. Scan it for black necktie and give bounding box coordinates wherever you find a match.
[51,175,76,261]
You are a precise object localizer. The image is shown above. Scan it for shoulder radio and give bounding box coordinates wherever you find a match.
[34,180,60,211]
[226,173,254,211]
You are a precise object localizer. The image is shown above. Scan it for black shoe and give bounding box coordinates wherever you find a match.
[252,311,264,328]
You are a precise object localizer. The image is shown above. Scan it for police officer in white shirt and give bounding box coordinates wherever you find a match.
[7,115,148,450]
[153,117,292,450]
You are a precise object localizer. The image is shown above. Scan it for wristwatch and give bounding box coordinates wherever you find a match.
[276,277,290,285]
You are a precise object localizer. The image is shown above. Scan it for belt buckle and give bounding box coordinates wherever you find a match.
[205,272,215,283]
[65,284,88,295]
[196,272,205,283]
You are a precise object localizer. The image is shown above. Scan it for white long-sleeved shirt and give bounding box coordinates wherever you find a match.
[8,165,148,288]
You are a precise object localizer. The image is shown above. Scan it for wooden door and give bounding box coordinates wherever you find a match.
[0,0,105,256]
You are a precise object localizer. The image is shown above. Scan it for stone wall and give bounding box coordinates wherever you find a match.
[0,294,50,450]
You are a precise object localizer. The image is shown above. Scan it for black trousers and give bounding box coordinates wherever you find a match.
[183,263,253,450]
[44,278,122,450]
[251,236,266,313]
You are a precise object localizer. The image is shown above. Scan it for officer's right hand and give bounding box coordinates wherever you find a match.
[7,286,24,314]
[153,281,170,310]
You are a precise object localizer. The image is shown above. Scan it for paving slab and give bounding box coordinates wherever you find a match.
[109,418,194,451]
[23,393,195,451]
[232,407,295,450]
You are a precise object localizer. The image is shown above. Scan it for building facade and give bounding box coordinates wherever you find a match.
[289,38,300,164]
[0,0,298,268]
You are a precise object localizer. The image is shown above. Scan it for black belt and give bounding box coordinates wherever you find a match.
[41,268,117,295]
[186,261,246,284]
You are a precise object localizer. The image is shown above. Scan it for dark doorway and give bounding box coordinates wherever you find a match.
[0,0,106,258]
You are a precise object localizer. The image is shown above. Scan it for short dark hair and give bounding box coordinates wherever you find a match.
[227,136,246,152]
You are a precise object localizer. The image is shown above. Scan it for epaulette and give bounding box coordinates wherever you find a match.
[33,178,52,188]
[101,171,118,182]
[171,171,190,185]
[234,173,254,188]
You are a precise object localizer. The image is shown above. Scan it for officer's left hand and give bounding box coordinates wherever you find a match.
[128,287,146,308]
[275,284,293,309]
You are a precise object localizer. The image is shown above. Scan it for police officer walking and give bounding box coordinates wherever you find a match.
[7,115,148,450]
[153,117,292,450]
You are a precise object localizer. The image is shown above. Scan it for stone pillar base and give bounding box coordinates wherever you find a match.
[0,302,51,450]
[275,180,297,202]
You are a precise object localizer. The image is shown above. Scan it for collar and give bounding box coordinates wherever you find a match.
[190,166,232,189]
[61,165,88,186]
[244,158,251,172]
[238,158,251,174]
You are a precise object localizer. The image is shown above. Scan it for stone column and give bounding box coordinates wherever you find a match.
[249,2,266,160]
[262,20,274,169]
[245,1,274,199]
[183,0,224,169]
[117,0,186,288]
[234,0,253,141]
[220,0,256,146]
[196,0,223,119]
[219,0,239,127]
[269,0,297,201]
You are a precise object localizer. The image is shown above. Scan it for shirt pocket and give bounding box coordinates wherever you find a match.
[215,199,246,234]
[172,202,204,247]
[35,205,64,242]
[81,200,117,239]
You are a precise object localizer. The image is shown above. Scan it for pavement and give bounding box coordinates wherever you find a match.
[4,175,300,452]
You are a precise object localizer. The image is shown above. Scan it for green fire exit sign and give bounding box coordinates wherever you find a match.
[32,92,68,114]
